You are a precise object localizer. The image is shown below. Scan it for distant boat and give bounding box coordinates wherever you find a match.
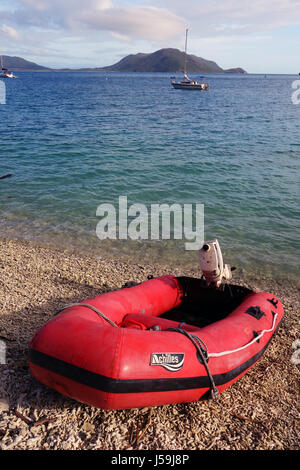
[171,29,209,91]
[0,55,17,78]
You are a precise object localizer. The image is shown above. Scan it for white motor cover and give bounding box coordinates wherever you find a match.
[199,239,232,287]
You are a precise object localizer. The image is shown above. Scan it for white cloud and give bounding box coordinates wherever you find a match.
[109,31,131,43]
[162,0,300,35]
[19,0,112,12]
[12,1,185,41]
[3,0,300,44]
[79,6,185,41]
[1,24,20,39]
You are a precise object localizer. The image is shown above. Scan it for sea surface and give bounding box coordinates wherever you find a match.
[0,72,299,282]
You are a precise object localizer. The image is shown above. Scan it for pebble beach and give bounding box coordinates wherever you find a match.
[0,236,299,451]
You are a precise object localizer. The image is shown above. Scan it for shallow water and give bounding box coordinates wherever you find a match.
[0,72,299,281]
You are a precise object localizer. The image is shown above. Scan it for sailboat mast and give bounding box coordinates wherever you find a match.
[184,28,188,76]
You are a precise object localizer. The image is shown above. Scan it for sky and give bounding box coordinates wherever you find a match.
[0,0,299,73]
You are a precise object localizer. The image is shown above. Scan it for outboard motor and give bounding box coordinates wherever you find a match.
[199,239,233,287]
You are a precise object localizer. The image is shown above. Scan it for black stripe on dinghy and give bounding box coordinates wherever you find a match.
[29,329,278,395]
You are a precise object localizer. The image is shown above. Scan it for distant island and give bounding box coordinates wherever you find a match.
[2,50,247,74]
[1,55,49,71]
[97,49,247,74]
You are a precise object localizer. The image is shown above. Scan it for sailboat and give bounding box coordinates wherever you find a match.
[0,55,17,79]
[171,29,209,90]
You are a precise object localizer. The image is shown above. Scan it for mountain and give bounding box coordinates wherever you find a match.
[224,67,247,74]
[101,48,226,74]
[1,55,49,71]
[1,51,247,74]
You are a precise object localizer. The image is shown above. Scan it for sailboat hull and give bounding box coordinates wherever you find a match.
[0,74,16,79]
[171,81,209,90]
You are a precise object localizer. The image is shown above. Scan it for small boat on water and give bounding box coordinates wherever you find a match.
[171,29,209,91]
[171,75,209,90]
[1,70,17,79]
[0,55,17,79]
[28,240,283,410]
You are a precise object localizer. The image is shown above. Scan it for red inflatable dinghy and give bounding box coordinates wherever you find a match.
[28,275,283,410]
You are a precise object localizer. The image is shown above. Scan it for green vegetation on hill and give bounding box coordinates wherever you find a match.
[2,50,246,74]
[1,55,49,71]
[101,48,226,73]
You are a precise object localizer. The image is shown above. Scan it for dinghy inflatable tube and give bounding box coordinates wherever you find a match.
[28,275,284,410]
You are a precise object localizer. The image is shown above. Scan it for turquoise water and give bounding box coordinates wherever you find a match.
[0,72,299,280]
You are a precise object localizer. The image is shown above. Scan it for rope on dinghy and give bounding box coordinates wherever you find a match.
[167,328,219,400]
[55,303,119,328]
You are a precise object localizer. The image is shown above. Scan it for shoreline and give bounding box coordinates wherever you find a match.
[6,70,299,75]
[0,236,299,450]
[1,229,299,287]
